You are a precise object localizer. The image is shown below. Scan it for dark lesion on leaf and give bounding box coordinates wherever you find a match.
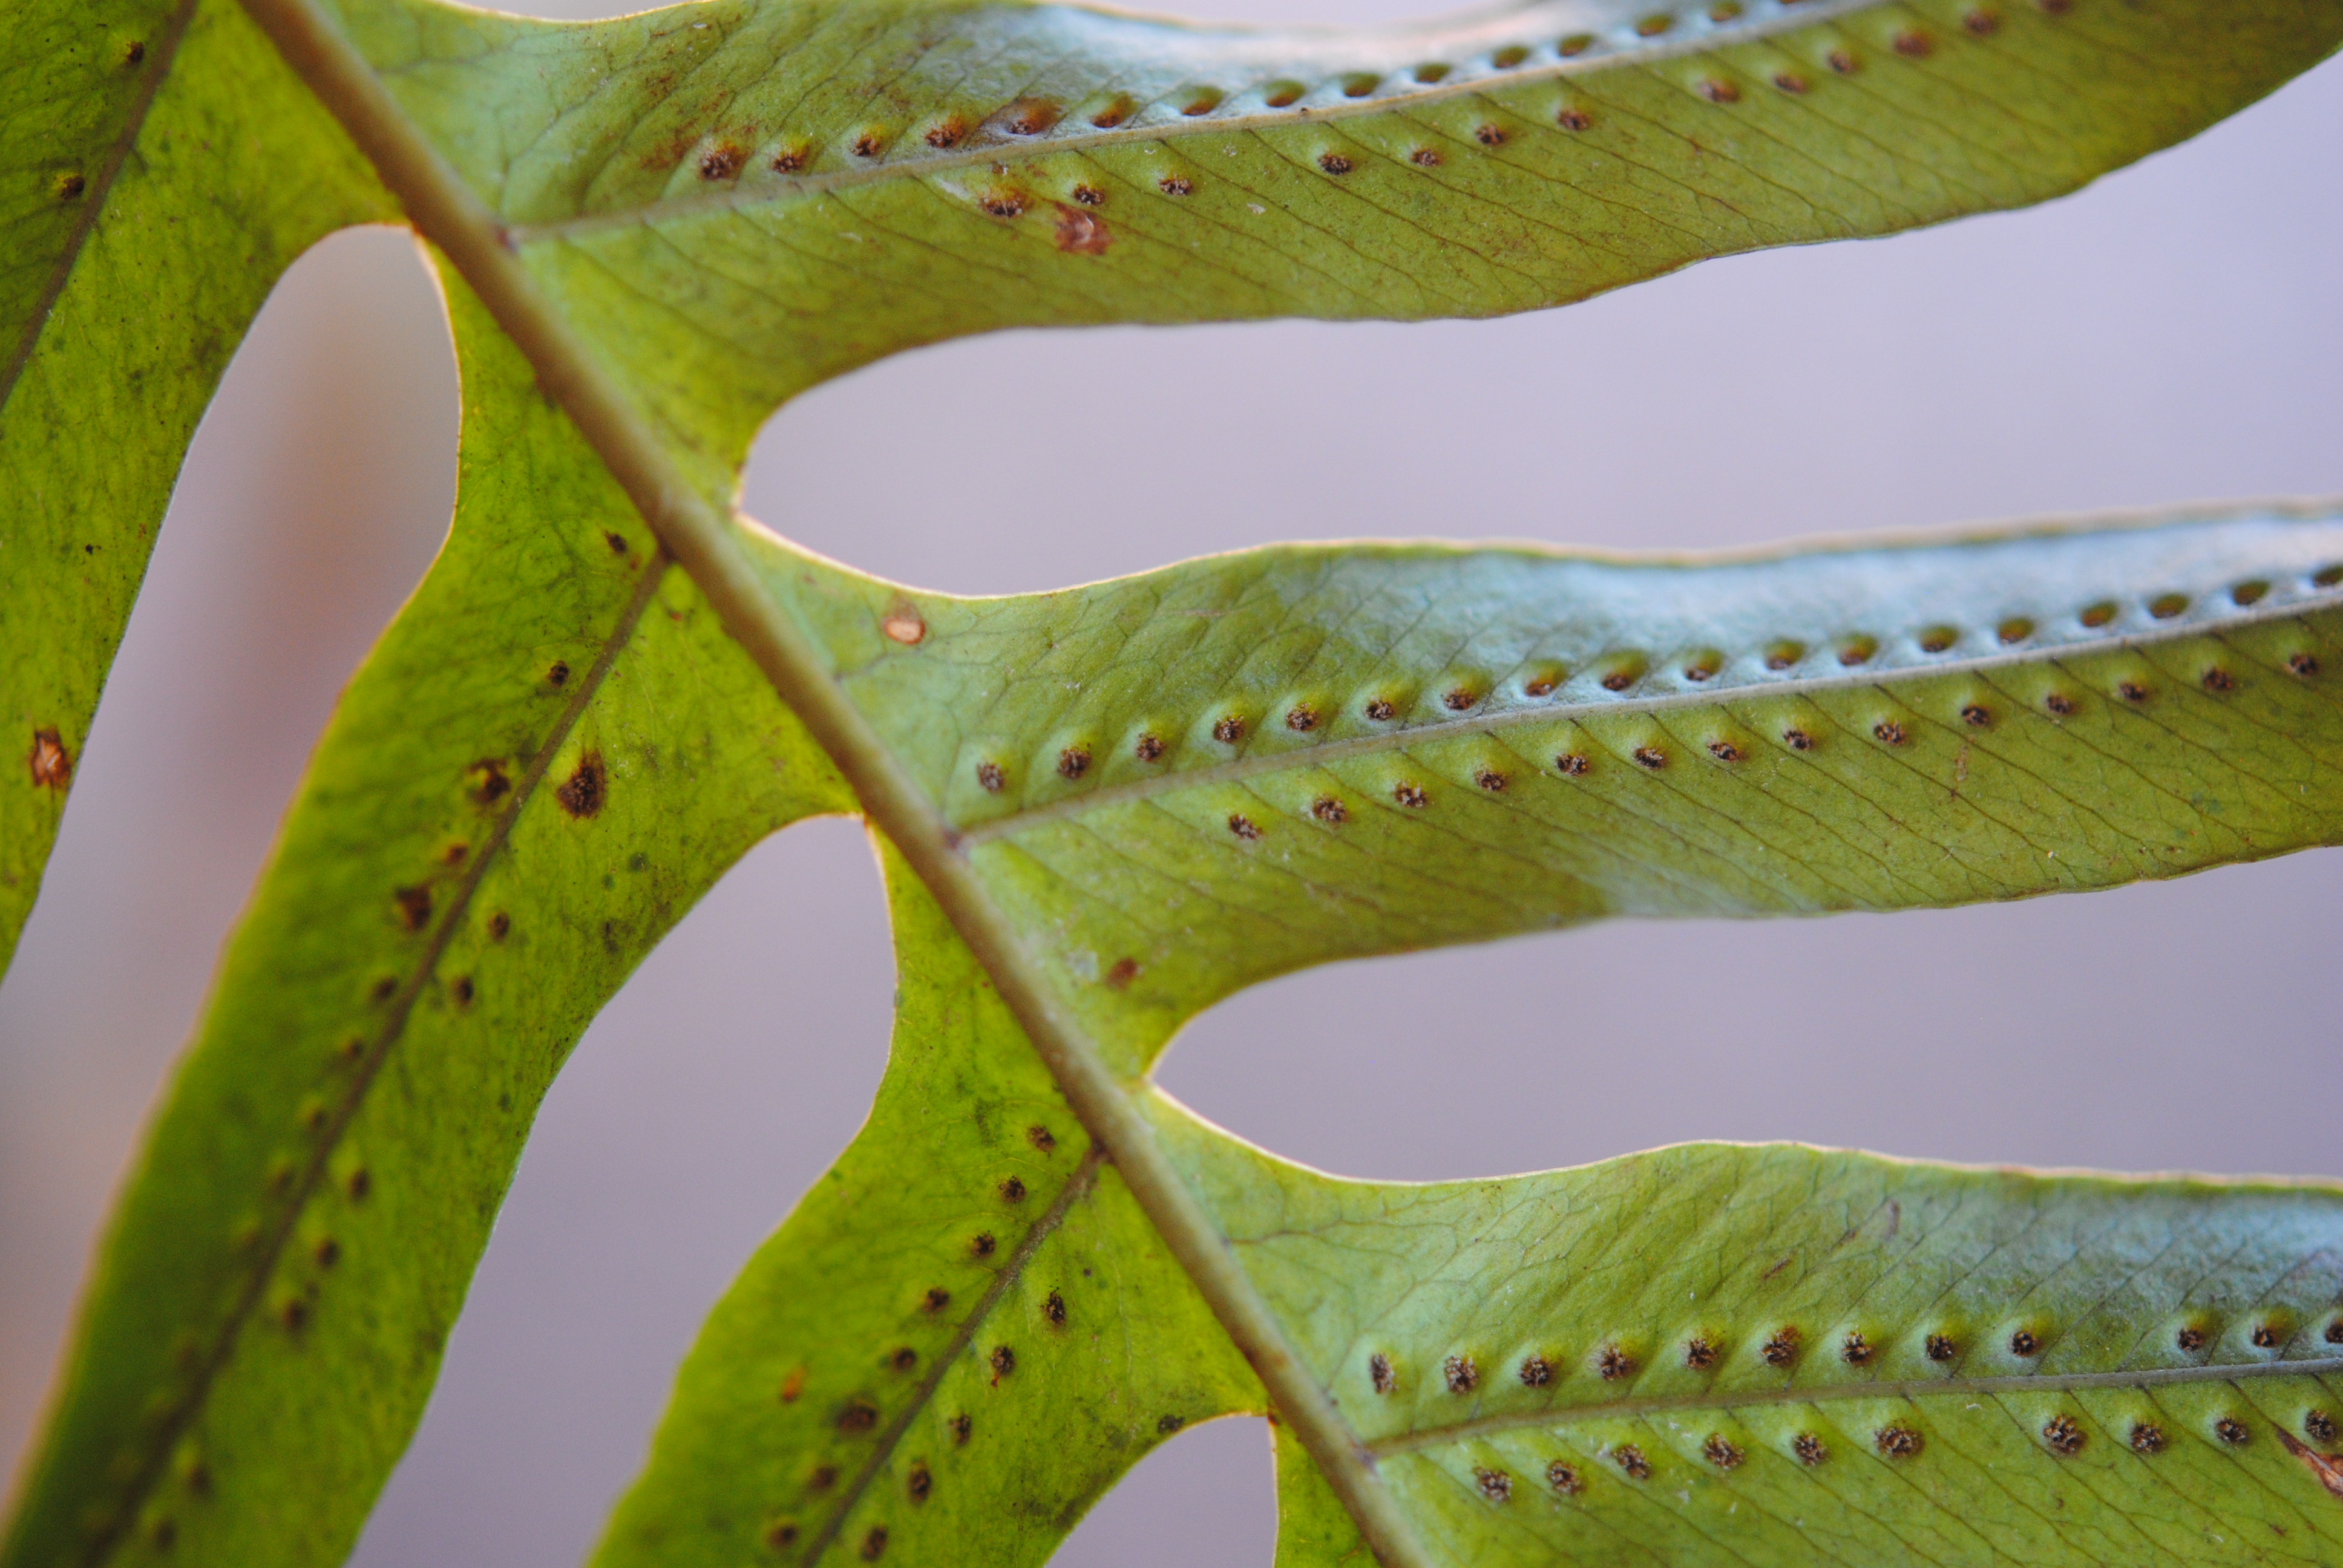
[555,753,606,817]
[27,728,73,790]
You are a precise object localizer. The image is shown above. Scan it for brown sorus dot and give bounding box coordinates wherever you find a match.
[1547,1459,1584,1494]
[27,728,72,790]
[1444,1354,1479,1393]
[2120,681,2155,702]
[1557,106,1593,130]
[2327,1319,2343,1344]
[978,191,1026,217]
[773,147,808,173]
[698,143,743,179]
[925,117,966,148]
[1872,719,1907,745]
[1364,697,1398,721]
[395,885,433,932]
[2252,1321,2282,1348]
[1708,739,1742,762]
[370,976,397,1002]
[1158,1413,1185,1434]
[1783,727,1815,751]
[2202,667,2237,693]
[1443,688,1478,711]
[1027,1125,1057,1152]
[1636,11,1671,33]
[1522,674,1558,697]
[1773,70,1808,93]
[313,1236,340,1268]
[1876,1424,1924,1459]
[2080,601,2117,628]
[2290,652,2321,677]
[1044,1290,1066,1327]
[280,1296,309,1331]
[891,1347,918,1371]
[1311,795,1348,824]
[125,39,146,62]
[1685,1338,1719,1371]
[1133,733,1165,762]
[767,1521,800,1549]
[779,1367,806,1403]
[1761,1328,1800,1368]
[555,753,605,817]
[1410,147,1442,166]
[1703,1433,1744,1469]
[1006,99,1061,134]
[860,1526,888,1561]
[2041,1414,2086,1455]
[2008,1329,2042,1357]
[1559,31,1593,54]
[1964,7,2001,33]
[1473,767,1507,792]
[1961,704,1992,727]
[2307,1410,2339,1443]
[971,1232,995,1258]
[1827,48,1858,72]
[1925,1333,1957,1362]
[851,131,885,158]
[1394,782,1428,808]
[451,975,474,1007]
[546,660,571,687]
[2131,1422,2167,1454]
[1057,745,1090,779]
[1286,704,1319,731]
[1519,1355,1553,1387]
[1841,641,1876,668]
[2043,692,2076,716]
[1601,670,1634,691]
[1317,152,1354,174]
[148,1519,175,1551]
[1792,1431,1827,1465]
[1892,28,1933,56]
[1696,77,1739,103]
[346,1166,372,1200]
[999,1177,1026,1203]
[56,173,87,200]
[807,1463,839,1492]
[1475,1467,1513,1502]
[1158,175,1193,195]
[2177,1325,2207,1352]
[838,1399,879,1434]
[1104,956,1139,989]
[949,1414,972,1445]
[975,760,1005,792]
[990,1345,1015,1380]
[1474,123,1506,146]
[923,1287,951,1312]
[908,1462,932,1503]
[1613,1444,1651,1479]
[1556,751,1590,776]
[1212,715,1245,743]
[1370,1353,1397,1394]
[2216,1417,2250,1445]
[1842,1333,1873,1365]
[1227,814,1261,840]
[1070,184,1105,206]
[1632,746,1666,771]
[1596,1345,1636,1381]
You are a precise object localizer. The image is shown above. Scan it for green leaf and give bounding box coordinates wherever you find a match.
[596,837,1260,1568]
[340,0,2343,480]
[0,270,848,1568]
[0,0,393,969]
[753,505,2343,1070]
[1155,1108,2343,1566]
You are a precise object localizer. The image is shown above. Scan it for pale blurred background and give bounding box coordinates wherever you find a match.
[3,0,2339,1558]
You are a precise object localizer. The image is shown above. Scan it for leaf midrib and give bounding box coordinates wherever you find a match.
[956,587,2343,845]
[1369,1352,2343,1457]
[797,1149,1106,1566]
[76,552,673,1568]
[0,0,201,417]
[499,0,1884,244]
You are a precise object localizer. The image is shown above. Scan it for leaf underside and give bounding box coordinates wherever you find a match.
[4,0,2342,1564]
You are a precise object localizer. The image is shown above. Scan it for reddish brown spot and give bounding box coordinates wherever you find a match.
[1057,745,1090,780]
[1827,47,1858,73]
[472,762,512,806]
[555,754,605,817]
[923,1287,951,1312]
[978,189,1026,218]
[1475,1467,1512,1501]
[451,975,474,1007]
[2289,652,2321,678]
[1004,99,1061,135]
[924,116,967,148]
[1556,751,1590,777]
[2009,1329,2042,1357]
[1444,1354,1479,1393]
[1696,77,1740,103]
[124,39,146,63]
[1133,733,1165,762]
[1104,957,1139,989]
[1365,697,1398,721]
[2177,1325,2207,1352]
[2278,1429,2343,1499]
[989,1344,1015,1382]
[767,1521,799,1549]
[1557,106,1593,130]
[1227,814,1261,840]
[971,1232,995,1258]
[346,1166,372,1200]
[27,728,71,790]
[1703,1433,1744,1469]
[1070,185,1105,206]
[852,131,885,158]
[2307,1410,2339,1443]
[1773,71,1808,93]
[547,660,571,687]
[1318,151,1354,174]
[1411,146,1443,166]
[1783,727,1815,751]
[949,1414,972,1445]
[313,1236,340,1268]
[1613,1444,1651,1479]
[1212,715,1245,744]
[2041,1414,2086,1455]
[56,173,86,200]
[1632,746,1666,771]
[1547,1460,1584,1494]
[1601,670,1634,692]
[1964,7,2001,32]
[907,1462,932,1503]
[2217,1417,2250,1445]
[1393,782,1427,808]
[1370,1353,1395,1393]
[2131,1422,2166,1454]
[1761,1328,1800,1368]
[1285,704,1319,732]
[1872,720,1907,746]
[1793,1431,1826,1465]
[1841,1332,1873,1365]
[1685,1338,1718,1371]
[698,143,743,179]
[1473,767,1507,792]
[395,886,433,932]
[1053,204,1110,253]
[2201,667,2237,693]
[1875,1423,1924,1459]
[1158,175,1193,195]
[773,146,808,173]
[859,1526,888,1561]
[1925,1333,1956,1361]
[1596,1344,1636,1381]
[1158,1413,1184,1434]
[1708,739,1742,762]
[1893,28,1933,56]
[1044,1290,1067,1327]
[2043,691,2076,716]
[1961,704,1992,727]
[891,1347,918,1372]
[1518,1354,1553,1387]
[1473,124,1506,146]
[2253,1321,2282,1348]
[975,760,1005,792]
[780,1365,806,1402]
[808,1463,838,1491]
[999,1177,1027,1203]
[1310,795,1348,824]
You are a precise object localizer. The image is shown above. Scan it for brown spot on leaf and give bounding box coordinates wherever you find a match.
[1703,1433,1744,1469]
[2278,1428,2343,1499]
[1761,1328,1800,1368]
[1027,1125,1057,1152]
[2309,1410,2339,1443]
[1212,715,1245,743]
[1773,71,1808,92]
[1783,727,1815,751]
[859,1526,887,1560]
[772,146,808,173]
[1317,151,1354,174]
[1285,704,1319,732]
[1411,146,1442,166]
[975,760,1005,792]
[924,116,966,148]
[1228,814,1260,840]
[1104,957,1139,989]
[1444,1354,1479,1393]
[767,1521,799,1549]
[1872,719,1907,746]
[1597,1344,1636,1381]
[1827,47,1858,72]
[1925,1333,1956,1362]
[1875,1423,1924,1459]
[698,143,743,179]
[2042,1414,2086,1455]
[838,1399,880,1435]
[1893,28,1933,56]
[1613,1444,1651,1479]
[395,886,433,932]
[807,1464,838,1492]
[555,754,605,817]
[1557,106,1593,130]
[1070,184,1105,206]
[971,1232,995,1258]
[2253,1321,2284,1348]
[2009,1329,2042,1357]
[949,1413,972,1445]
[1310,795,1347,824]
[2131,1421,2166,1454]
[2043,691,2076,716]
[923,1287,951,1312]
[1685,1338,1718,1371]
[1158,175,1193,195]
[2290,652,2321,677]
[1057,745,1090,780]
[2202,666,2238,693]
[1053,204,1110,253]
[451,975,474,1007]
[56,173,86,200]
[1364,697,1397,721]
[1708,739,1742,762]
[27,729,71,790]
[989,1344,1015,1382]
[1392,782,1427,808]
[1793,1431,1826,1465]
[125,39,146,63]
[882,608,926,644]
[779,1365,805,1402]
[1632,746,1666,771]
[1000,1177,1026,1203]
[547,660,571,687]
[1519,1355,1553,1387]
[891,1347,918,1372]
[2217,1416,2250,1445]
[907,1462,932,1503]
[1696,77,1739,103]
[1370,1354,1395,1393]
[1158,1413,1185,1434]
[1133,734,1165,762]
[1475,1467,1512,1501]
[1556,751,1590,776]
[978,188,1026,218]
[851,131,885,158]
[1473,767,1507,792]
[1044,1290,1066,1327]
[1547,1460,1583,1495]
[1842,1333,1873,1365]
